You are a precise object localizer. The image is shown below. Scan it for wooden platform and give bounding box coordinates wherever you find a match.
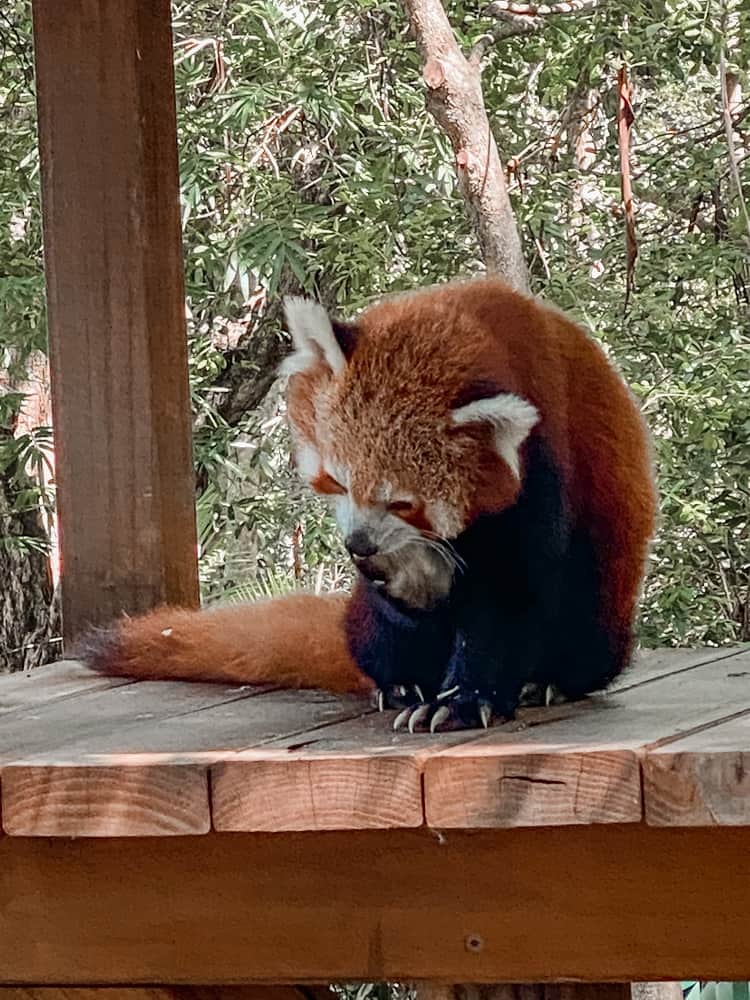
[2,645,749,835]
[1,645,750,985]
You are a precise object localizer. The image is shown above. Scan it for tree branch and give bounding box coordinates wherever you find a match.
[469,14,540,65]
[617,64,637,307]
[720,50,750,247]
[403,0,528,289]
[485,0,600,18]
[473,1,601,62]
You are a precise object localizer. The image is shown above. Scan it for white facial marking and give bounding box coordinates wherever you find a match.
[426,499,463,539]
[294,440,321,484]
[451,392,539,478]
[280,297,345,376]
[331,494,355,537]
[324,461,351,489]
[375,481,394,503]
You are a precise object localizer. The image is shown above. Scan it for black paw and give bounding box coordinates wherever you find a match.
[518,682,568,707]
[393,684,514,733]
[372,683,426,712]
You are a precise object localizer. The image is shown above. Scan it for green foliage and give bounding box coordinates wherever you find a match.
[0,3,44,368]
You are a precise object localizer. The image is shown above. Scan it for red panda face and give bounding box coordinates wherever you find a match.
[281,286,539,609]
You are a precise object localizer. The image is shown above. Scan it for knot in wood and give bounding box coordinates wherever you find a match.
[423,58,446,90]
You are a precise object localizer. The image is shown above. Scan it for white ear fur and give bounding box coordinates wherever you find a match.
[451,393,540,477]
[280,297,346,376]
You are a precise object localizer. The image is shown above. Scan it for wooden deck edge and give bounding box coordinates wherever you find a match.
[2,827,750,983]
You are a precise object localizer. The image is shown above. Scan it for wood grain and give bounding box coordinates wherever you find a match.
[425,749,640,828]
[211,709,470,832]
[0,685,369,766]
[612,645,746,691]
[0,661,132,717]
[424,648,750,828]
[213,753,423,831]
[644,711,750,825]
[2,827,750,983]
[0,682,370,835]
[0,678,276,764]
[1,765,209,836]
[32,0,198,642]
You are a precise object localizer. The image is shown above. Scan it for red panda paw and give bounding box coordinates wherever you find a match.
[518,682,569,707]
[392,687,504,734]
[373,683,428,713]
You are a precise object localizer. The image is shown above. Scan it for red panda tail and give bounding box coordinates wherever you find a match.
[74,593,373,696]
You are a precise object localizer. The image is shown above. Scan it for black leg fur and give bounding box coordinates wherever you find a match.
[344,578,453,708]
[404,438,570,731]
[540,526,625,699]
[346,437,626,731]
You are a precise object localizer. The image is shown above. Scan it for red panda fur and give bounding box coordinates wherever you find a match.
[76,593,372,695]
[77,278,656,703]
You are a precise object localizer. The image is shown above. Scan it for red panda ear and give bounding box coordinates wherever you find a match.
[330,320,359,362]
[450,378,505,410]
[451,385,540,478]
[280,297,358,376]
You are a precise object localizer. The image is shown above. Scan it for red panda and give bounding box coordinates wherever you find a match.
[76,278,657,731]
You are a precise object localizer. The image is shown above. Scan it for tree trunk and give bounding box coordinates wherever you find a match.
[402,0,528,290]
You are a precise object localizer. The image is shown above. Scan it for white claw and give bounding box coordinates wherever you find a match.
[395,685,407,698]
[430,705,452,733]
[376,690,385,712]
[436,685,460,702]
[479,703,492,729]
[393,707,412,731]
[545,684,555,707]
[413,684,425,703]
[408,704,432,733]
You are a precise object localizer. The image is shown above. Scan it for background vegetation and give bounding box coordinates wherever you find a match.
[0,0,748,665]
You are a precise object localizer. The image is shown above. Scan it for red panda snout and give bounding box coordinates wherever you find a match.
[332,497,457,610]
[353,541,456,610]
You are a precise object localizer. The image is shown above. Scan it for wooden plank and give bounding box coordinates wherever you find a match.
[0,675,252,836]
[32,0,198,643]
[1,827,750,983]
[213,750,424,831]
[0,686,370,765]
[0,647,744,835]
[211,711,459,832]
[644,710,750,825]
[0,661,133,716]
[424,648,750,828]
[1,765,209,837]
[426,747,641,828]
[0,680,369,836]
[0,677,277,764]
[612,644,746,690]
[210,647,744,832]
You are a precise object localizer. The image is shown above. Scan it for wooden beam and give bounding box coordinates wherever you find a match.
[2,827,750,984]
[31,0,199,643]
[0,988,331,1000]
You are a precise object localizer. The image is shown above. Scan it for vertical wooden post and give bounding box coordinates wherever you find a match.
[32,0,200,643]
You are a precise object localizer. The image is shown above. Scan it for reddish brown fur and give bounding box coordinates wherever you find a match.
[82,278,655,692]
[288,278,655,657]
[78,594,372,695]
